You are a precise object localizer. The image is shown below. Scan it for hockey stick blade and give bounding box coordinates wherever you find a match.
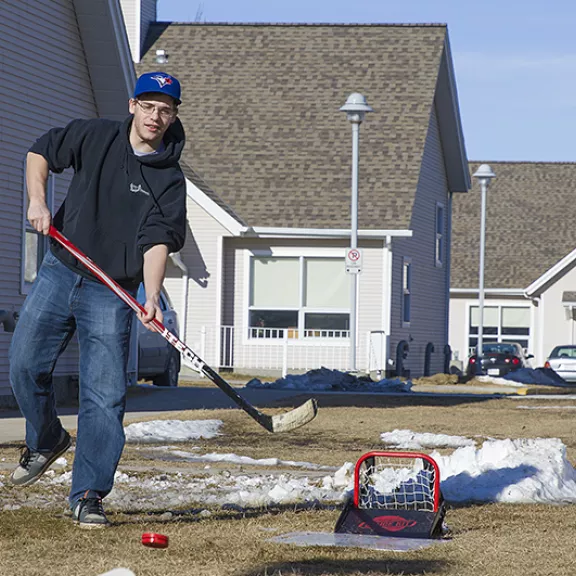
[48,226,318,433]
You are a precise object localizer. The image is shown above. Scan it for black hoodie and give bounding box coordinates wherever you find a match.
[29,116,187,289]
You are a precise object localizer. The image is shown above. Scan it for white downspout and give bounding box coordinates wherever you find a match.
[169,252,189,342]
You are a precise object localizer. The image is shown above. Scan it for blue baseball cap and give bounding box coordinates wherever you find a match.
[134,72,181,105]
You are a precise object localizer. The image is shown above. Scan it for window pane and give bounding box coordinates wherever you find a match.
[305,313,349,331]
[24,230,41,285]
[470,306,498,327]
[502,307,530,328]
[403,294,411,323]
[470,326,498,335]
[502,327,529,336]
[305,258,349,308]
[251,258,299,307]
[469,336,498,348]
[436,205,444,234]
[249,310,298,329]
[403,261,411,291]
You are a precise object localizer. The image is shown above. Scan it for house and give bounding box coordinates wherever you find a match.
[450,162,576,369]
[0,0,134,405]
[130,20,470,378]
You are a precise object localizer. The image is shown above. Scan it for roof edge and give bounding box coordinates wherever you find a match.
[151,21,449,27]
[525,248,576,297]
[185,179,247,236]
[434,33,470,192]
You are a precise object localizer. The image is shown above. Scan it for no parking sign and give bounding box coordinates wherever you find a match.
[345,248,363,274]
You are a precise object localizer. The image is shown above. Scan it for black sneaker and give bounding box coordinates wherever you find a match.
[10,429,72,487]
[73,493,111,529]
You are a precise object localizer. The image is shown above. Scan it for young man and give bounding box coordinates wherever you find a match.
[9,72,187,528]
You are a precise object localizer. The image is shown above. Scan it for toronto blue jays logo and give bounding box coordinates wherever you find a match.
[151,74,173,88]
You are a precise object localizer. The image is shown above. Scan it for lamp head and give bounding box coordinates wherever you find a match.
[340,93,373,123]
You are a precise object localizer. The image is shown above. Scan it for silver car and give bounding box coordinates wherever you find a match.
[545,345,576,383]
[136,284,181,387]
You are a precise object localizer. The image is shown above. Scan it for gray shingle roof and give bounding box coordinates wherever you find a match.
[452,162,576,290]
[562,292,576,303]
[179,161,247,226]
[138,23,448,229]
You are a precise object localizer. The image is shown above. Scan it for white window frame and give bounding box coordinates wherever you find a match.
[21,166,55,295]
[243,247,350,345]
[402,257,412,327]
[435,201,445,268]
[466,302,531,357]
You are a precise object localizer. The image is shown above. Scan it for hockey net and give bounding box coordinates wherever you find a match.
[353,451,442,513]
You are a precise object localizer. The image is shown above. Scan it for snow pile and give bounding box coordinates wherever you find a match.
[381,429,477,449]
[503,367,570,387]
[245,367,413,393]
[160,449,337,470]
[433,437,576,504]
[479,368,571,388]
[124,419,223,443]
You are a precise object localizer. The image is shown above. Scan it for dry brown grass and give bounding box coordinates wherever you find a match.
[3,392,576,575]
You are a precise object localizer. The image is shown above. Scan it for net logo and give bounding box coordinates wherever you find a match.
[359,515,418,532]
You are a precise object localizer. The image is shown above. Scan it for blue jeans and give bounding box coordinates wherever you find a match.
[9,250,134,507]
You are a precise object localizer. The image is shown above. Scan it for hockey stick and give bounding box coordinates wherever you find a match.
[48,226,317,433]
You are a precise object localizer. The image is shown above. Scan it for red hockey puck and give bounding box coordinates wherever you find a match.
[141,533,169,548]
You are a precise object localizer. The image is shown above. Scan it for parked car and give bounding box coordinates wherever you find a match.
[136,284,181,387]
[466,342,533,377]
[544,345,576,383]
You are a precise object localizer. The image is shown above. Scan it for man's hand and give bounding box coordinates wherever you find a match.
[137,295,164,331]
[27,200,52,235]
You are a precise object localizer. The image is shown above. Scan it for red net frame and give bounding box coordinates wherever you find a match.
[352,451,442,513]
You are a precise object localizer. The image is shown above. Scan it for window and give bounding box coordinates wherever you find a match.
[22,172,54,292]
[402,258,412,326]
[435,202,444,267]
[248,256,350,339]
[468,305,530,352]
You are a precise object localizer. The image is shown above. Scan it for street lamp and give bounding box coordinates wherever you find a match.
[340,93,373,371]
[472,164,496,373]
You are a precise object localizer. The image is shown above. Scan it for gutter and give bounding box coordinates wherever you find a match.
[243,227,413,239]
[450,288,527,297]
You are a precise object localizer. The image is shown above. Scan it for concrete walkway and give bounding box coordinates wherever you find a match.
[0,385,313,444]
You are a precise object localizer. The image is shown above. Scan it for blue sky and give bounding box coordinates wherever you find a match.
[156,0,576,162]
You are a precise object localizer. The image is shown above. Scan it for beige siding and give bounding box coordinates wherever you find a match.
[536,266,576,365]
[448,296,469,364]
[119,0,156,63]
[0,0,98,395]
[389,104,450,377]
[119,0,140,62]
[221,237,386,372]
[163,195,230,367]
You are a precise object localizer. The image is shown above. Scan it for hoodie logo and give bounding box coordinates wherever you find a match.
[151,74,173,88]
[130,183,150,196]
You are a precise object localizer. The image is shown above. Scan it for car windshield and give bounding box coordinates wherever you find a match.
[481,343,518,355]
[550,346,576,358]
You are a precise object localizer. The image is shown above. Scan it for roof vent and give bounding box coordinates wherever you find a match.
[155,49,168,64]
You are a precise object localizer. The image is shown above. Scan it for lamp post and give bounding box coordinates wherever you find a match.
[472,164,496,372]
[340,93,373,371]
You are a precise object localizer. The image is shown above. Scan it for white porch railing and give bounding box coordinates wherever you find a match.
[187,325,388,377]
